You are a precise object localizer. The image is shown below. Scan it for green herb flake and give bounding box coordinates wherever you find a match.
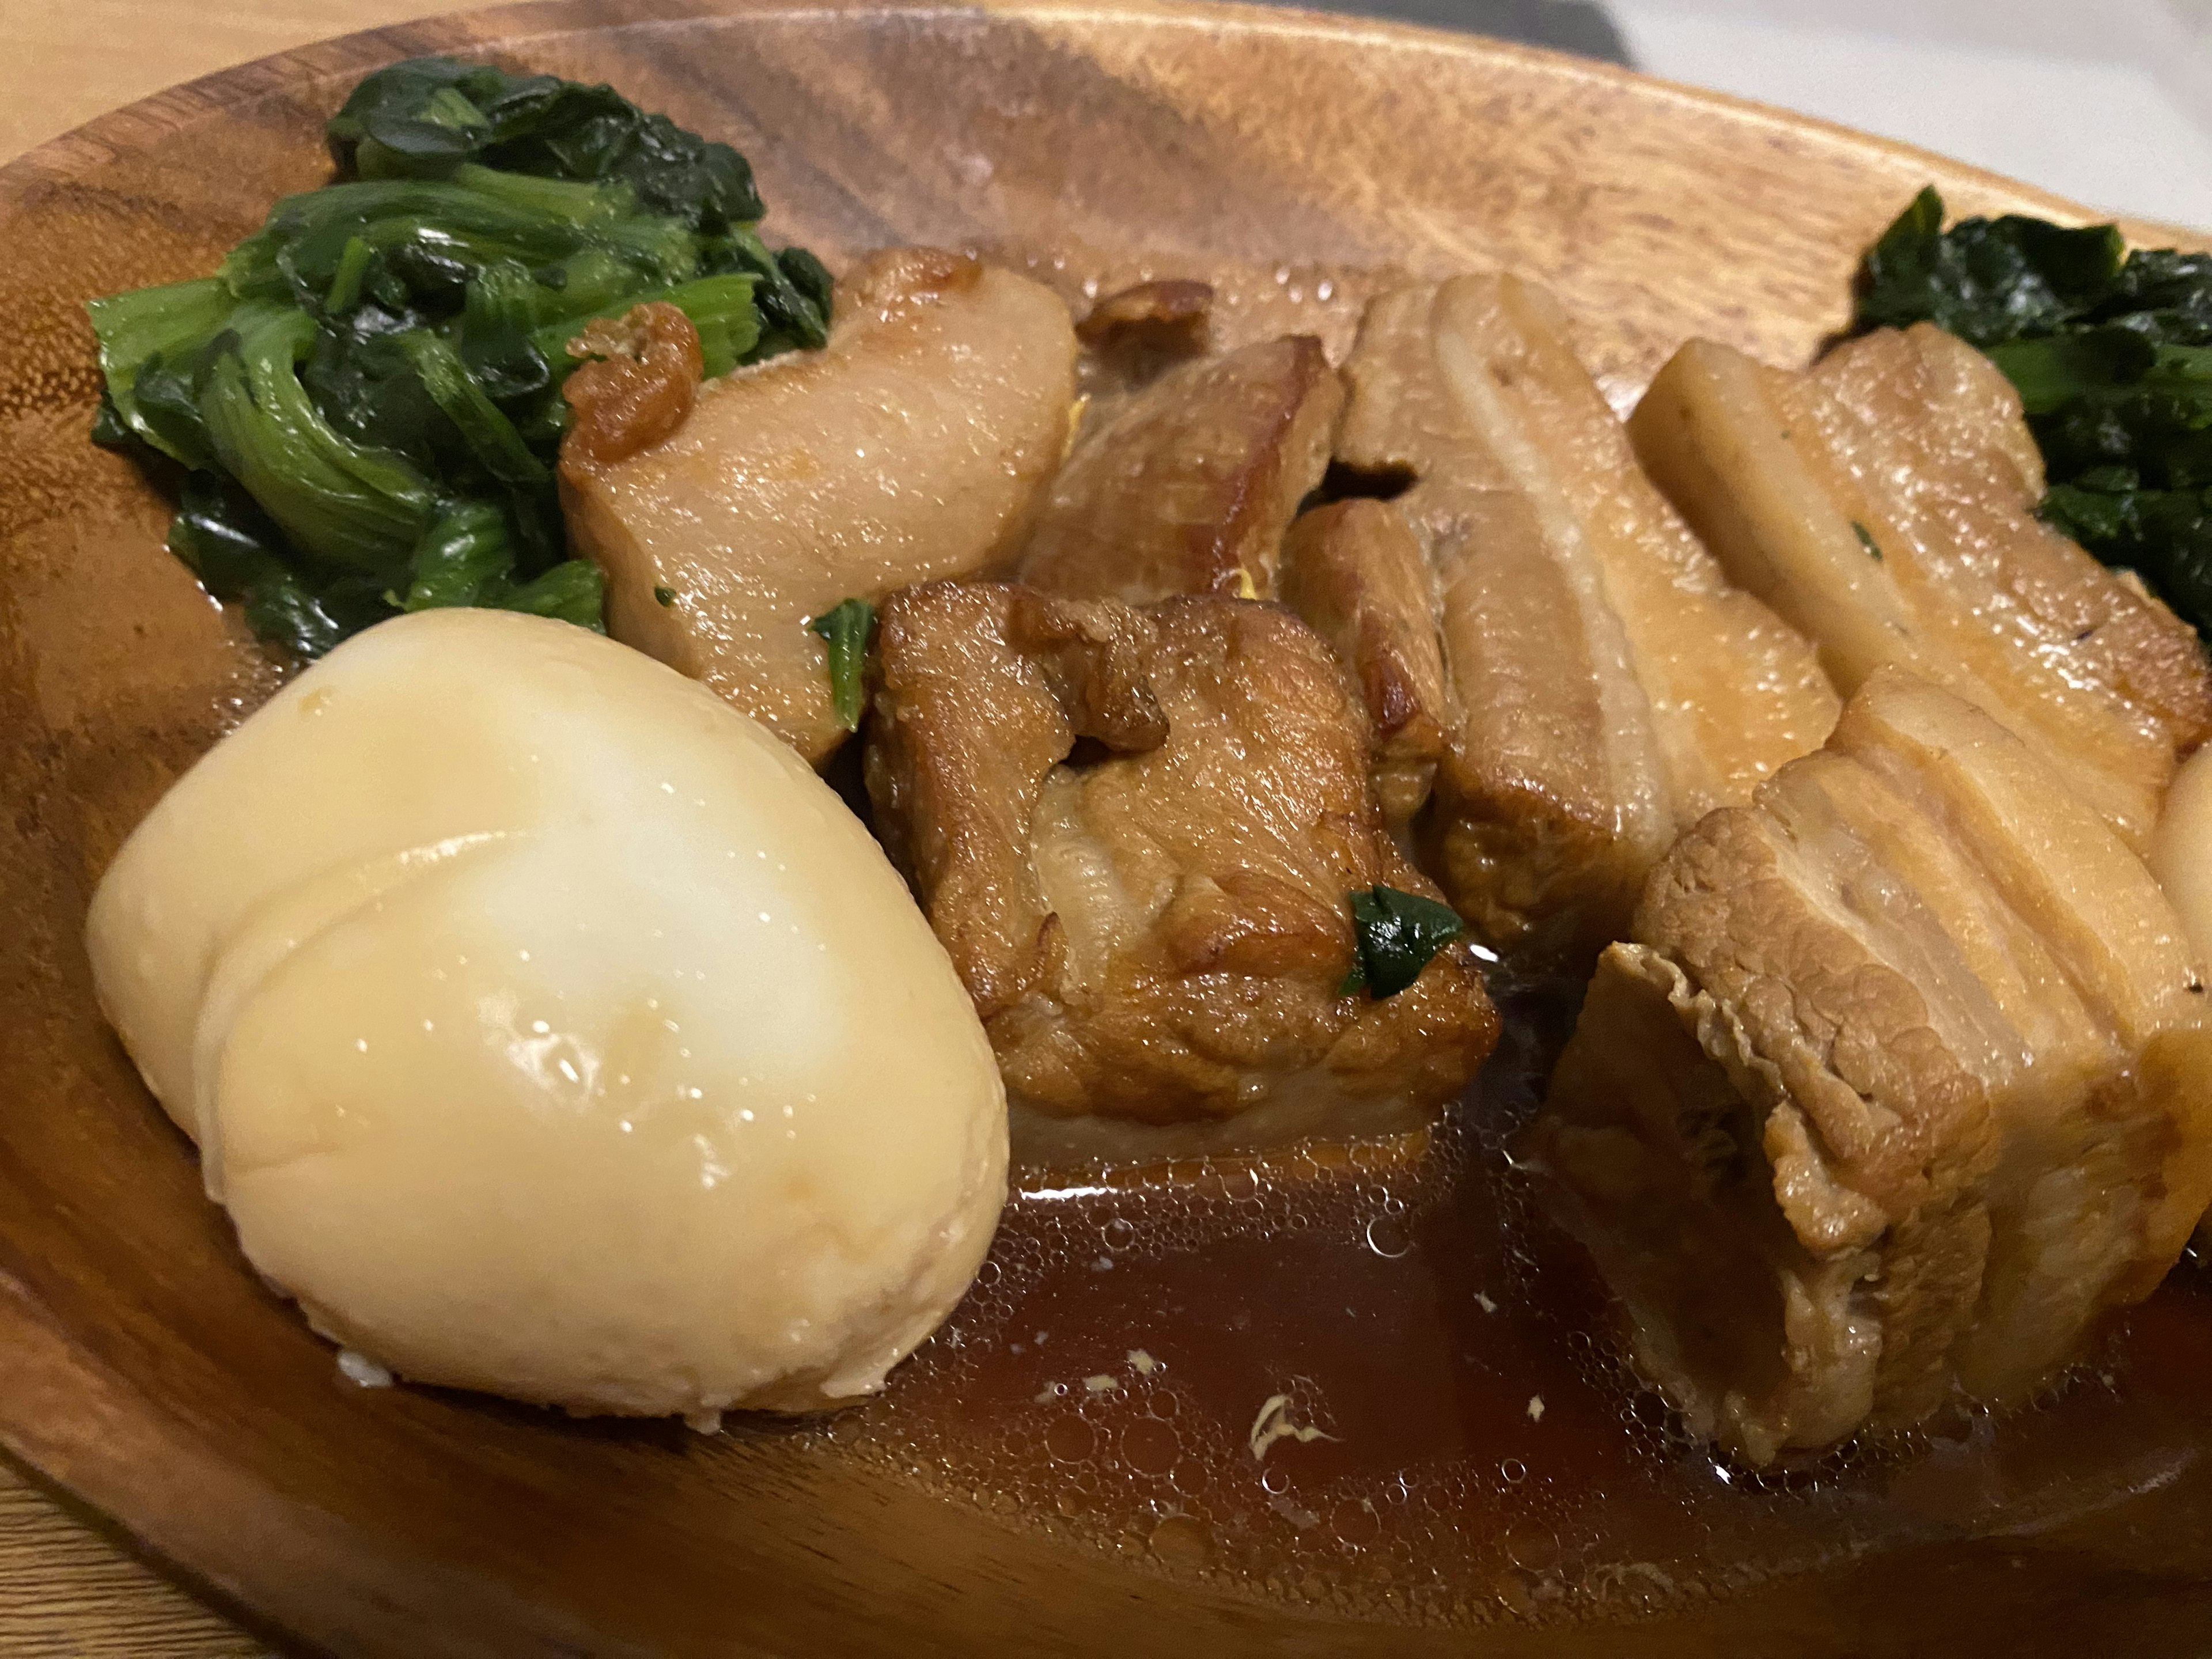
[1343,885,1465,999]
[809,597,876,732]
[654,585,677,607]
[1852,520,1884,560]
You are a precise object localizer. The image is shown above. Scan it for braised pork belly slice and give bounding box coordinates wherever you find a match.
[559,248,1078,764]
[1527,671,2212,1466]
[1014,336,1342,604]
[1278,500,1453,826]
[1336,274,1837,966]
[1630,323,2212,852]
[865,582,1498,1167]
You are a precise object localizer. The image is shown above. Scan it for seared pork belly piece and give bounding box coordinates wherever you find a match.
[865,582,1499,1166]
[1015,336,1342,604]
[1528,671,2212,1465]
[1631,323,2212,852]
[1279,499,1453,826]
[2154,744,2212,980]
[1338,274,1837,965]
[560,248,1078,763]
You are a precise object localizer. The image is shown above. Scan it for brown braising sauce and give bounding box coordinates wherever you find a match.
[806,979,2212,1623]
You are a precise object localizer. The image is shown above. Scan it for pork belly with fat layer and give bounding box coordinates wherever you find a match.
[560,248,1078,764]
[1278,499,1455,827]
[1630,323,2212,851]
[1528,670,2212,1465]
[1333,274,1838,965]
[1016,336,1342,605]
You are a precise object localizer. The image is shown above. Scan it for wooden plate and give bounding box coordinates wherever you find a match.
[4,3,2209,1652]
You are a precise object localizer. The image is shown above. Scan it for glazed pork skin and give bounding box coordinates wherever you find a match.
[1630,323,2212,852]
[1336,274,1837,967]
[865,582,1498,1167]
[560,248,1078,764]
[1527,669,2212,1465]
[1015,335,1342,605]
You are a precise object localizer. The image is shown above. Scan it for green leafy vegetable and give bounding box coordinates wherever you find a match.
[1855,185,2212,635]
[1341,885,1465,999]
[1851,521,1883,561]
[325,59,828,352]
[1857,185,2128,349]
[497,556,608,627]
[403,501,516,609]
[86,276,239,466]
[326,56,767,230]
[168,472,390,658]
[397,329,548,487]
[199,302,444,572]
[809,598,876,732]
[86,55,830,657]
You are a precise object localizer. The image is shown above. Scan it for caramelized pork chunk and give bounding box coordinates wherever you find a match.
[1338,275,1837,965]
[1528,671,2212,1465]
[1015,336,1342,604]
[865,583,1498,1166]
[1279,499,1452,825]
[1630,324,2212,851]
[560,248,1078,763]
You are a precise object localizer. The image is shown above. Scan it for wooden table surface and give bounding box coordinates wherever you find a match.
[0,6,461,1649]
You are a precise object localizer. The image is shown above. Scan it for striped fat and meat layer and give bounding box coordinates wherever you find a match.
[1333,274,1837,966]
[1630,323,2212,853]
[1529,671,2212,1465]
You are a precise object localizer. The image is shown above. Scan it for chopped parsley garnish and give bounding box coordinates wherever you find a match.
[1852,520,1884,560]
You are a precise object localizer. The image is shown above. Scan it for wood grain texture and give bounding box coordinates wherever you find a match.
[0,1463,264,1657]
[0,0,462,167]
[1,5,2209,1656]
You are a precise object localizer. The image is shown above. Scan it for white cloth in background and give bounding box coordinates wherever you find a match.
[1612,4,2212,229]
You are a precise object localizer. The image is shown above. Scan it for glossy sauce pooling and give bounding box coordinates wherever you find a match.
[806,983,2212,1624]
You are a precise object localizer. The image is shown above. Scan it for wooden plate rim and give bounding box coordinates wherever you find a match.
[0,1,2198,1648]
[3,0,2189,240]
